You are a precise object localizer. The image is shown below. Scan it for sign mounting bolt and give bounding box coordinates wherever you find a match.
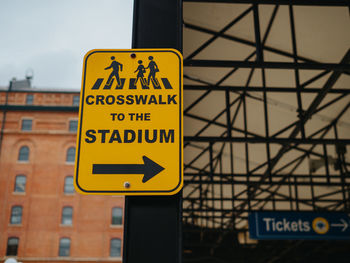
[124,182,131,189]
[130,53,136,59]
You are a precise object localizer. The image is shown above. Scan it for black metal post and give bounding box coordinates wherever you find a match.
[123,1,182,263]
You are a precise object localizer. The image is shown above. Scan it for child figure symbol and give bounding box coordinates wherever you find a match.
[134,60,147,88]
[134,57,161,89]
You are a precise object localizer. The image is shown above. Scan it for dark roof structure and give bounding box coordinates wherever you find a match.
[182,1,350,261]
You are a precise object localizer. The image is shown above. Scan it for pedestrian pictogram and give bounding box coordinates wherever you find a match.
[90,55,174,91]
[74,49,183,195]
[146,56,160,87]
[104,56,123,88]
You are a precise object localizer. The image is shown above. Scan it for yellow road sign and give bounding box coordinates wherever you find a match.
[74,49,183,195]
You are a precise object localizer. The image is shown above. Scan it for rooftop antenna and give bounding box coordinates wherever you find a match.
[25,68,34,81]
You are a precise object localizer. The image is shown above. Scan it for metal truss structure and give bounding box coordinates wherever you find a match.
[182,0,350,261]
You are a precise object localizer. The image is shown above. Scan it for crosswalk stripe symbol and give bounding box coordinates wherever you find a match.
[92,78,104,90]
[90,78,173,90]
[161,78,173,89]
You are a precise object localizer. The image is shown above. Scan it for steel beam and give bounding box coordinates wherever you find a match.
[184,85,350,93]
[183,0,350,6]
[184,136,350,144]
[184,59,350,70]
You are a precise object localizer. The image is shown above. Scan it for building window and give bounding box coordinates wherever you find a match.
[10,206,22,224]
[58,238,70,257]
[21,119,32,131]
[61,207,73,225]
[111,207,123,225]
[14,175,26,193]
[26,94,34,105]
[69,120,78,132]
[73,96,79,106]
[18,146,29,161]
[64,176,74,194]
[66,147,75,163]
[110,238,121,257]
[6,237,19,256]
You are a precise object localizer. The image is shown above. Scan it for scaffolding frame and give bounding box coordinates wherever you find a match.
[182,1,350,261]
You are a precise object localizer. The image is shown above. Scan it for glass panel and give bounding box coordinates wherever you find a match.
[73,96,80,106]
[15,175,26,192]
[18,146,29,161]
[10,206,22,224]
[112,207,123,225]
[61,207,73,225]
[69,120,78,132]
[66,147,75,163]
[21,119,32,131]
[64,176,74,194]
[6,238,19,256]
[26,94,34,105]
[110,238,121,257]
[59,238,70,257]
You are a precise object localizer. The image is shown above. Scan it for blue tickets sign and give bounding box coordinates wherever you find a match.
[249,211,350,240]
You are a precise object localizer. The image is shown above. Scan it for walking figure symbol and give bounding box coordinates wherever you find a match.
[90,55,173,90]
[104,56,123,89]
[134,60,147,87]
[134,56,161,89]
[146,56,160,88]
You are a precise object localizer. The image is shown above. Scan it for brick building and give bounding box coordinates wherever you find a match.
[0,78,124,263]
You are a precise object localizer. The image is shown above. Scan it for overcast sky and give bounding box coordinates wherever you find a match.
[0,0,133,90]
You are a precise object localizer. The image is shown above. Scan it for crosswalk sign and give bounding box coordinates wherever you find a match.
[74,49,183,195]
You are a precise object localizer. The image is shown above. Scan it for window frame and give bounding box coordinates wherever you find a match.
[111,207,123,226]
[18,146,30,162]
[68,119,78,132]
[6,237,19,256]
[64,176,74,194]
[26,94,34,105]
[66,147,75,163]
[14,175,27,193]
[61,206,73,225]
[110,238,121,258]
[58,237,71,257]
[21,118,33,131]
[10,206,23,225]
[72,95,80,106]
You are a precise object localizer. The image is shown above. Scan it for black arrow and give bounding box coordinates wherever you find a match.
[92,156,164,183]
